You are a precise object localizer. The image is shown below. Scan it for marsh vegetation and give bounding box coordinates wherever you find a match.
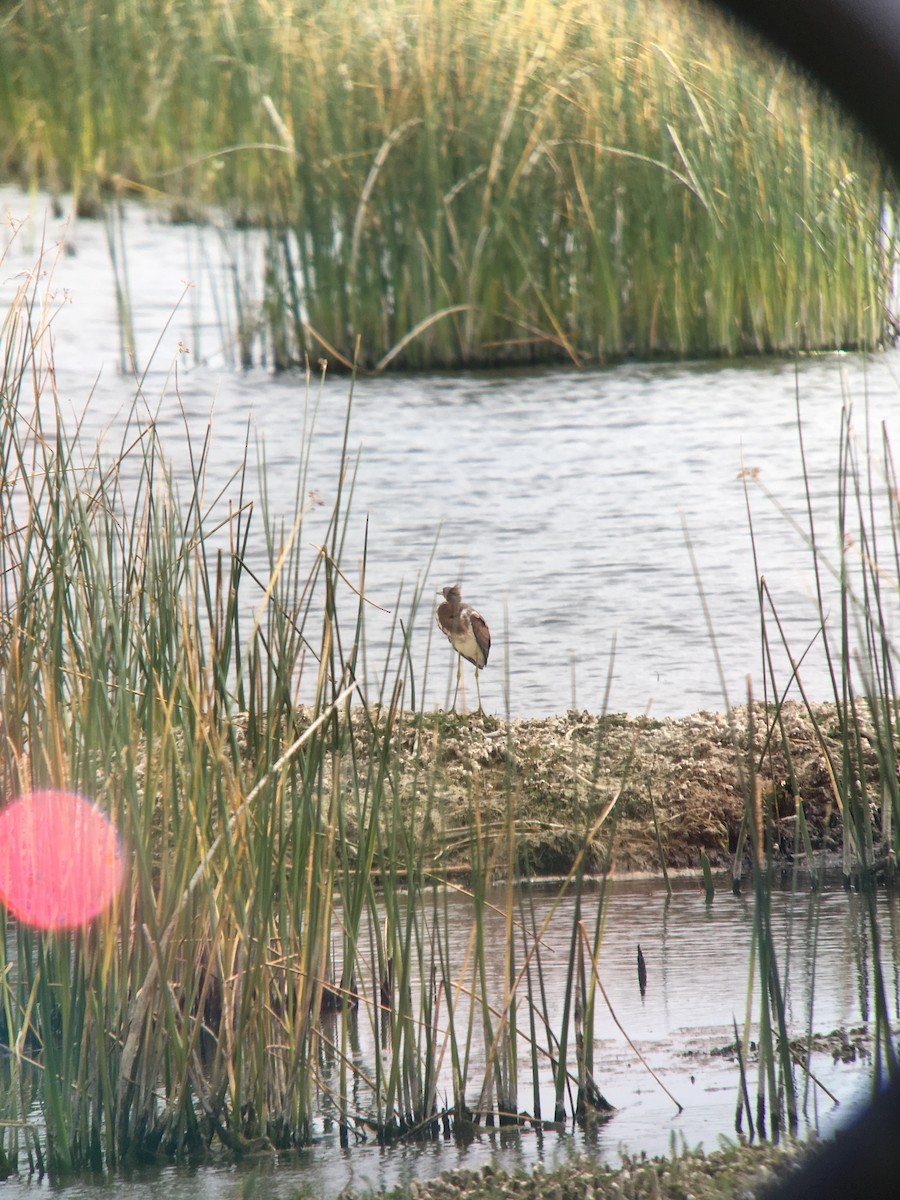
[1,0,900,1187]
[0,255,899,1183]
[0,0,896,367]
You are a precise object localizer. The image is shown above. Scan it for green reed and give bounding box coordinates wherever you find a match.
[0,0,895,367]
[726,375,900,1138]
[0,260,646,1175]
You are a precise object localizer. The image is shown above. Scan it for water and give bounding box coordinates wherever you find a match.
[2,876,891,1197]
[4,190,900,718]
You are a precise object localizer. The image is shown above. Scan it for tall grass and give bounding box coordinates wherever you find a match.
[0,258,647,1176]
[0,0,895,366]
[723,381,900,1138]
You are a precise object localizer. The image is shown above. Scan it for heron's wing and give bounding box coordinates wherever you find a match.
[434,600,451,638]
[470,611,491,667]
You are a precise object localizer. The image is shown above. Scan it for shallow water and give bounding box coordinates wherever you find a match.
[3,190,900,718]
[1,876,894,1196]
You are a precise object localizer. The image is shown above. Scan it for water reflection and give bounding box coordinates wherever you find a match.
[286,877,889,1151]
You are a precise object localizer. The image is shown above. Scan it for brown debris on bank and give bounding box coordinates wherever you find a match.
[343,701,863,877]
[373,1139,816,1200]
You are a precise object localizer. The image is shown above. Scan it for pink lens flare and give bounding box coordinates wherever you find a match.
[0,790,124,930]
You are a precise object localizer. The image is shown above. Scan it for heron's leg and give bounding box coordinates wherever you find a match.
[458,657,468,713]
[450,656,461,711]
[475,667,483,713]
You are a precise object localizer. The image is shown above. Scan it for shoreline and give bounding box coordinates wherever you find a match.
[336,700,870,878]
[370,1139,819,1200]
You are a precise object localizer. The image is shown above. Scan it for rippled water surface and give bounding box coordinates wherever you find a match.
[4,190,900,717]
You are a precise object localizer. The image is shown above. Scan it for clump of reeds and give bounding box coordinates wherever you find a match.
[0,0,895,367]
[0,259,649,1176]
[723,381,900,1137]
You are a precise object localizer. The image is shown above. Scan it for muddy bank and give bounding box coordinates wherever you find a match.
[339,701,872,876]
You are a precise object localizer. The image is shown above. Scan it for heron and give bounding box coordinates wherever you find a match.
[436,584,491,711]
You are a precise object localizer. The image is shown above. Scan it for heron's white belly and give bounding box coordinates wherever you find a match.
[448,627,485,669]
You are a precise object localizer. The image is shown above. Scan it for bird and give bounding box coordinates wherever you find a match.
[436,584,491,712]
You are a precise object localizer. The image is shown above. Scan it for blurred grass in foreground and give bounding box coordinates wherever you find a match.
[0,253,632,1174]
